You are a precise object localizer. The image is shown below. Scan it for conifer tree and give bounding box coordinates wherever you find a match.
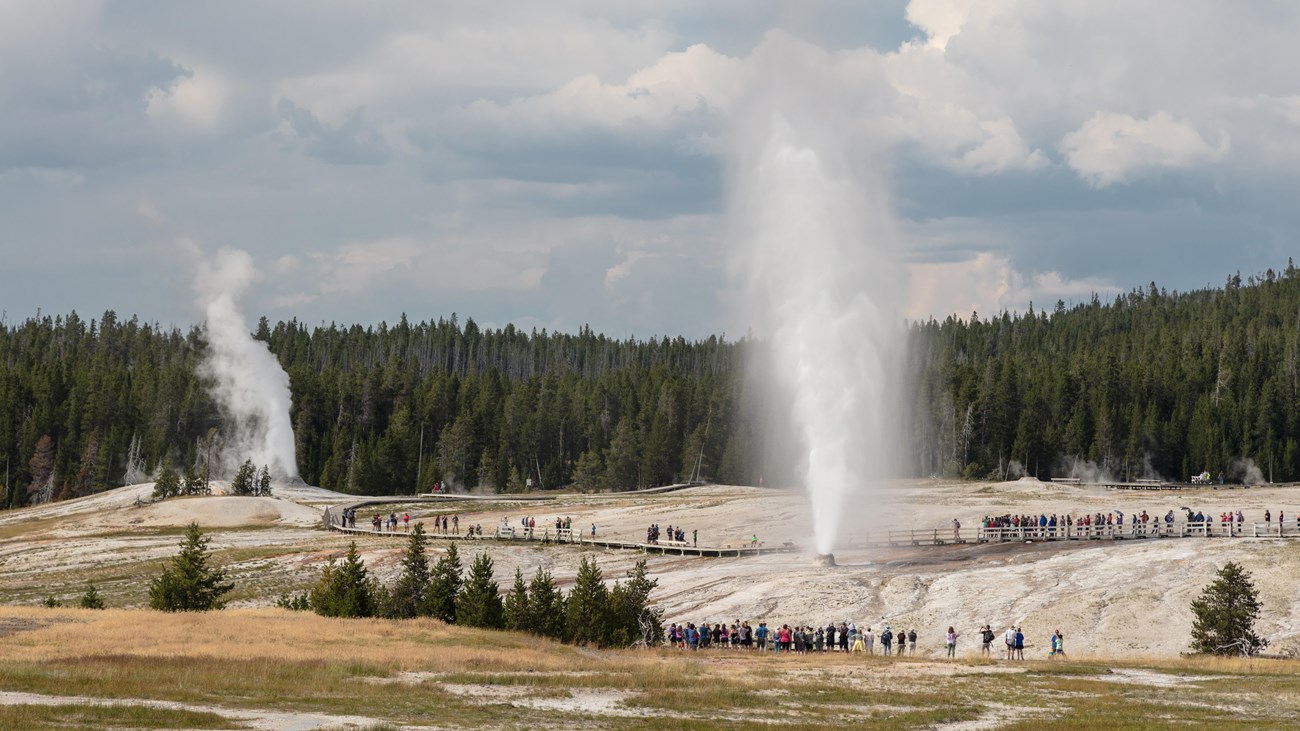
[182,465,205,496]
[79,583,106,609]
[1190,561,1267,655]
[503,568,529,631]
[426,543,463,623]
[608,559,663,646]
[456,552,504,628]
[149,522,233,612]
[527,566,567,639]
[385,523,431,618]
[572,450,604,492]
[231,460,257,495]
[564,555,611,645]
[257,465,272,496]
[153,461,180,500]
[309,542,374,618]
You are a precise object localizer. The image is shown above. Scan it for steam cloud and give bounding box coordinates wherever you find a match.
[193,247,299,479]
[727,37,905,554]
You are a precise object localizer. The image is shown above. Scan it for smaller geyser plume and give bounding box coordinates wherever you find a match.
[728,35,905,556]
[193,246,299,479]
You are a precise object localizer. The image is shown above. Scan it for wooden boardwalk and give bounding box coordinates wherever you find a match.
[324,510,798,557]
[847,521,1300,547]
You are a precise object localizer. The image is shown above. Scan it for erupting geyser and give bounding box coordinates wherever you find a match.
[193,246,299,479]
[728,36,904,556]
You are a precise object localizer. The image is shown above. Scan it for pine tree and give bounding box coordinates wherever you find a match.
[385,523,431,618]
[257,464,272,496]
[1190,561,1267,656]
[309,542,374,618]
[28,435,56,505]
[503,568,529,631]
[148,522,234,612]
[426,543,463,623]
[231,460,257,495]
[565,555,611,645]
[572,449,604,492]
[526,566,566,639]
[608,559,663,647]
[153,460,181,500]
[79,583,106,609]
[456,552,504,628]
[182,464,205,496]
[605,420,640,491]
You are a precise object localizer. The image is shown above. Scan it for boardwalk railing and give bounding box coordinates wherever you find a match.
[495,525,584,544]
[864,520,1282,547]
[1252,522,1300,538]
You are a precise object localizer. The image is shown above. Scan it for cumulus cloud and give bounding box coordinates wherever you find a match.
[1060,111,1229,186]
[4,1,1300,336]
[908,252,1123,321]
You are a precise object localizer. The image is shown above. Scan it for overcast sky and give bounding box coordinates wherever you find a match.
[3,0,1299,338]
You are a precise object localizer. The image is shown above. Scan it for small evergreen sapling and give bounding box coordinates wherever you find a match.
[148,522,233,612]
[79,583,106,609]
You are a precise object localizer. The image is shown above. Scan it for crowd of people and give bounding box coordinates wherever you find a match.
[978,507,1299,537]
[664,620,1068,661]
[666,621,921,655]
[975,625,1066,659]
[510,516,594,538]
[647,524,696,546]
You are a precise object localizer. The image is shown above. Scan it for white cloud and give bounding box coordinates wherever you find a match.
[315,237,420,295]
[908,252,1122,321]
[147,67,231,132]
[1060,111,1228,186]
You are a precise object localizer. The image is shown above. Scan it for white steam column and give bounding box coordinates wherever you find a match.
[728,39,904,558]
[194,247,299,479]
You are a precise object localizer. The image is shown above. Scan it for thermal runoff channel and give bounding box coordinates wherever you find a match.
[730,109,903,557]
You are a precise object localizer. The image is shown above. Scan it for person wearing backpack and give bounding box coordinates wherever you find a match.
[908,628,918,655]
[881,626,893,656]
[980,625,995,656]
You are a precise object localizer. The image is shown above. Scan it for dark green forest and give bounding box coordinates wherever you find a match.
[5,265,1300,508]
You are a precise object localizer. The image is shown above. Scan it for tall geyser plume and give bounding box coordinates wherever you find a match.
[727,37,904,555]
[193,247,299,479]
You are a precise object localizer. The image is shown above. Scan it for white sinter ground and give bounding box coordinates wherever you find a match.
[3,478,1298,658]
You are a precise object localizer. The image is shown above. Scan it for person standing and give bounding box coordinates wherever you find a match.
[908,628,917,655]
[693,529,698,547]
[881,626,893,656]
[864,626,875,654]
[980,625,994,656]
[1005,626,1016,660]
[896,628,906,656]
[946,627,959,659]
[1015,627,1025,660]
[1052,630,1065,658]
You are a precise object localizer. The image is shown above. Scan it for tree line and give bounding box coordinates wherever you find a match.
[276,523,663,646]
[909,264,1300,483]
[6,264,1300,507]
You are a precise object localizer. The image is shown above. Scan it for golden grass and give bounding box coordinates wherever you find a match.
[0,606,587,673]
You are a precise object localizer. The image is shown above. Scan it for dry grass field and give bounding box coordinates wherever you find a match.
[1,606,1300,730]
